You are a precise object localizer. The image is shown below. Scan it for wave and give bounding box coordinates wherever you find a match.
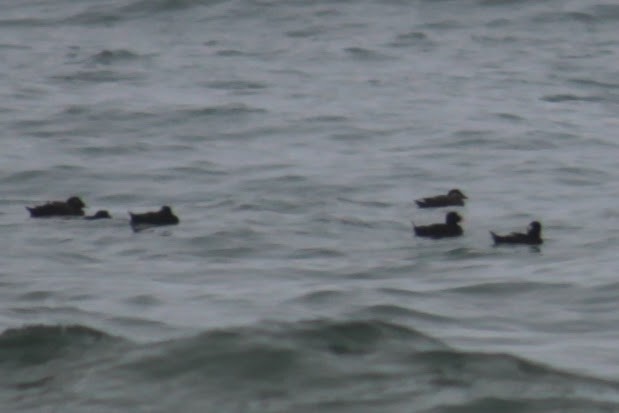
[0,324,120,366]
[205,80,268,91]
[179,103,267,117]
[122,0,227,14]
[569,78,619,90]
[215,48,248,57]
[479,0,537,5]
[0,170,48,184]
[314,213,379,229]
[290,289,348,304]
[285,25,327,39]
[344,47,392,61]
[124,319,448,377]
[442,281,571,295]
[394,31,428,42]
[64,0,226,25]
[289,247,346,259]
[0,17,49,27]
[353,304,454,323]
[120,319,619,411]
[541,94,606,103]
[51,69,145,84]
[0,0,226,27]
[521,7,600,26]
[388,31,433,48]
[493,112,525,122]
[3,321,619,411]
[0,43,30,50]
[588,4,619,22]
[88,49,147,65]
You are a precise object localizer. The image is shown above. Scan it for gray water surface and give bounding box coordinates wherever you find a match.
[2,0,619,411]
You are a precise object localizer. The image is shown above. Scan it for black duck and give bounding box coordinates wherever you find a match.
[26,196,86,217]
[415,189,467,208]
[129,206,179,229]
[413,211,463,239]
[490,221,542,245]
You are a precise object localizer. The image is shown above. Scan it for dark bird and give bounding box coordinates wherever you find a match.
[415,189,467,208]
[26,196,86,217]
[84,210,111,220]
[490,221,543,245]
[413,211,463,239]
[129,206,179,229]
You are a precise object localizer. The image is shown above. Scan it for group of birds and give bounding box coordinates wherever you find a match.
[25,196,179,230]
[24,190,542,245]
[412,189,543,245]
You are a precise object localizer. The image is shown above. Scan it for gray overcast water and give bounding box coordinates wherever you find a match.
[2,1,619,411]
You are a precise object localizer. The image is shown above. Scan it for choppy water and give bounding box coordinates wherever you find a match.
[3,0,619,411]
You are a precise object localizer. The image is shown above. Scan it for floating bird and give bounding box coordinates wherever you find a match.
[490,221,543,245]
[84,210,111,220]
[26,196,86,217]
[413,211,463,239]
[415,189,467,208]
[129,206,179,229]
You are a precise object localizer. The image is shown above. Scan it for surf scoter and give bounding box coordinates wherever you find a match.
[84,210,111,220]
[413,211,463,239]
[26,196,86,217]
[129,206,179,229]
[490,221,543,245]
[415,189,467,208]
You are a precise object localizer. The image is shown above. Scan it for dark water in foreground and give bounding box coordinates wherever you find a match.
[3,0,619,411]
[4,322,619,412]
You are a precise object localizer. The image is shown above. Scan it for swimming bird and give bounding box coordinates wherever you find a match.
[129,206,179,229]
[490,221,543,245]
[84,210,111,220]
[413,211,463,239]
[415,189,467,208]
[26,196,86,217]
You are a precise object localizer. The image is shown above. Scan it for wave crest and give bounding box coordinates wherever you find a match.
[0,324,118,366]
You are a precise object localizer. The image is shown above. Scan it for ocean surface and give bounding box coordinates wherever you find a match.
[2,0,619,411]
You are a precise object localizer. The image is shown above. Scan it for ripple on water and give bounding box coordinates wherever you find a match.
[353,304,453,323]
[125,294,165,307]
[441,281,571,296]
[51,69,146,84]
[204,80,268,91]
[17,291,56,301]
[343,47,394,61]
[388,31,433,48]
[287,289,347,306]
[87,49,150,65]
[289,248,346,260]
